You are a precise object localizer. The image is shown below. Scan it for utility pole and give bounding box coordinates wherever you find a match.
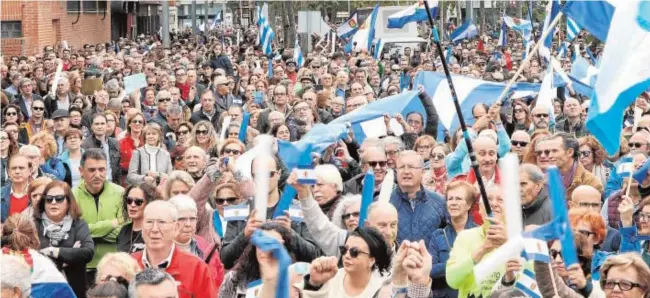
[162,0,171,48]
[205,0,210,30]
[192,0,198,35]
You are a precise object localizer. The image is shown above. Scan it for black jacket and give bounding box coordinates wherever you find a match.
[80,135,122,183]
[190,109,221,131]
[522,187,554,227]
[220,201,322,269]
[43,92,76,116]
[210,55,234,76]
[117,222,145,254]
[417,91,440,139]
[35,217,95,298]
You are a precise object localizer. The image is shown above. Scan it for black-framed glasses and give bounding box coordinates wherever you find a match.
[158,97,171,103]
[535,150,552,157]
[222,148,241,155]
[579,150,592,158]
[629,142,645,149]
[177,130,190,136]
[603,279,648,292]
[44,195,66,204]
[339,246,370,258]
[576,229,596,238]
[342,212,360,221]
[126,197,145,206]
[635,211,650,223]
[32,106,45,111]
[366,161,387,168]
[215,197,238,205]
[511,140,529,147]
[196,129,209,135]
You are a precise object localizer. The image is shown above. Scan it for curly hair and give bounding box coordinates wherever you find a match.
[30,131,58,160]
[121,183,163,221]
[232,223,293,285]
[600,253,650,298]
[578,135,607,166]
[569,208,607,245]
[331,194,362,230]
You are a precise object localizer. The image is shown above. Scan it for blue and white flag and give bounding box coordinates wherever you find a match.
[522,238,551,263]
[358,169,375,227]
[1,249,77,298]
[536,67,557,125]
[250,230,291,298]
[539,0,560,61]
[616,156,634,178]
[413,71,540,132]
[502,16,533,33]
[260,19,275,55]
[497,20,508,48]
[373,39,384,60]
[515,269,542,298]
[585,47,598,65]
[449,20,478,43]
[351,4,380,51]
[293,38,305,69]
[586,0,650,155]
[567,16,582,41]
[562,0,615,41]
[224,202,250,221]
[570,56,599,88]
[387,0,439,29]
[210,10,223,30]
[337,12,360,39]
[256,3,268,26]
[557,41,569,59]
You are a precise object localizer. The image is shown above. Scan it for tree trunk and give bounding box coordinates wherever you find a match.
[480,0,485,34]
[287,1,296,47]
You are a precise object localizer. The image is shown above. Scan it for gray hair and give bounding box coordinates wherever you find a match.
[168,194,198,215]
[1,255,31,298]
[166,103,183,116]
[163,170,195,199]
[397,150,425,168]
[331,194,362,229]
[144,200,179,222]
[382,136,405,151]
[315,164,343,192]
[156,90,172,103]
[128,268,177,298]
[18,145,40,156]
[519,163,545,184]
[105,79,120,92]
[361,137,385,151]
[80,148,107,167]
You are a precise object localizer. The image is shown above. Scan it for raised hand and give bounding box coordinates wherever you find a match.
[244,209,264,238]
[403,240,432,285]
[288,170,311,200]
[618,195,635,227]
[309,256,339,286]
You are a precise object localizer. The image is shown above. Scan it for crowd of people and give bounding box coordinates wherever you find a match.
[1,18,650,298]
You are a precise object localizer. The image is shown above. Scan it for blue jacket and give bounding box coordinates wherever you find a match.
[1,182,12,223]
[445,125,511,179]
[428,219,478,298]
[600,226,621,253]
[389,186,449,246]
[604,158,627,199]
[40,157,66,181]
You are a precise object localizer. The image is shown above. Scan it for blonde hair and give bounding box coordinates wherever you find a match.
[96,252,141,284]
[142,124,163,147]
[29,131,57,160]
[163,170,195,200]
[600,253,650,298]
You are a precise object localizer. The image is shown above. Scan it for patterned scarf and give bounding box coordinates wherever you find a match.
[561,161,579,189]
[42,215,73,246]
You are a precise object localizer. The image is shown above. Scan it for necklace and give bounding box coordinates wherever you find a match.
[129,226,143,253]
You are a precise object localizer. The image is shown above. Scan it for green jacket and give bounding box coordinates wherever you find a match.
[73,181,124,268]
[446,223,505,298]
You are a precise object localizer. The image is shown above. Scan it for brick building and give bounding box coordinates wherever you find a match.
[1,0,111,57]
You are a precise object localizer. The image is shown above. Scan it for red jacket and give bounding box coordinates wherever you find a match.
[195,235,225,290]
[131,246,217,298]
[118,134,143,171]
[452,166,502,225]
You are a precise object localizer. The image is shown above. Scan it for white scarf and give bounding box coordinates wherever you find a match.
[144,145,159,172]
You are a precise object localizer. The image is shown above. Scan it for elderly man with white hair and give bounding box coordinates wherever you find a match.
[19,145,55,180]
[43,76,72,115]
[168,195,224,289]
[312,164,343,219]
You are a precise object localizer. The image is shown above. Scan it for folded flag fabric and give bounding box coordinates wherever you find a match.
[567,16,582,40]
[387,0,438,29]
[337,12,360,39]
[351,4,380,52]
[562,0,616,42]
[522,237,551,263]
[293,38,305,69]
[515,269,542,298]
[450,20,478,43]
[539,0,560,61]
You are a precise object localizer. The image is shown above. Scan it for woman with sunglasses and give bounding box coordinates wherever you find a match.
[2,104,22,126]
[126,124,173,186]
[423,144,451,194]
[190,120,218,153]
[219,222,294,298]
[211,181,243,236]
[619,196,650,266]
[579,136,611,188]
[116,184,161,254]
[119,112,145,182]
[511,99,532,132]
[220,139,245,160]
[33,180,95,298]
[175,122,194,147]
[303,226,392,298]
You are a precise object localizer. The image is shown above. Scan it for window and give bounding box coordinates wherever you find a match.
[1,21,22,38]
[67,1,81,12]
[83,0,98,12]
[98,0,107,12]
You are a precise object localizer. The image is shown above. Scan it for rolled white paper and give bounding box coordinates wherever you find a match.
[377,169,394,202]
[500,153,523,239]
[473,234,525,284]
[219,116,232,141]
[50,60,64,96]
[253,135,273,221]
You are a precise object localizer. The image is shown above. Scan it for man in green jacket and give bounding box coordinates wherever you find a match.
[72,148,124,284]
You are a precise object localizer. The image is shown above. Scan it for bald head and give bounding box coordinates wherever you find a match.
[474,136,497,152]
[366,201,398,245]
[570,185,602,211]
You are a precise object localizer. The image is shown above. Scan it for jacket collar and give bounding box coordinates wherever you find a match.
[396,185,425,202]
[142,244,176,269]
[523,187,548,217]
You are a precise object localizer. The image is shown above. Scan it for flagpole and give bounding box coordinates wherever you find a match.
[423,0,491,215]
[494,12,564,104]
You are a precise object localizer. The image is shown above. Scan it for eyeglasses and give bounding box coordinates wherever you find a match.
[385,150,400,157]
[397,164,422,171]
[131,119,144,125]
[339,246,370,258]
[143,219,173,229]
[44,195,66,204]
[514,108,525,113]
[196,129,209,135]
[635,212,650,223]
[431,153,445,160]
[215,197,238,205]
[511,140,529,147]
[177,130,190,136]
[222,148,241,155]
[550,249,562,260]
[126,197,145,206]
[603,279,647,292]
[5,112,17,116]
[178,216,198,223]
[578,202,601,209]
[32,107,45,111]
[534,113,549,118]
[576,229,596,238]
[628,142,646,149]
[535,149,553,157]
[342,212,360,220]
[366,161,387,168]
[158,98,171,103]
[579,150,592,158]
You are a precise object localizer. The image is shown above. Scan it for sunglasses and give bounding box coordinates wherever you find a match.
[158,98,171,103]
[222,148,241,155]
[534,113,549,118]
[126,197,145,206]
[196,129,209,135]
[535,150,552,157]
[131,120,144,125]
[339,246,369,258]
[635,212,650,223]
[511,140,529,147]
[550,248,562,260]
[579,150,592,158]
[431,153,445,161]
[342,212,360,220]
[177,130,190,136]
[628,142,645,149]
[5,112,17,116]
[367,161,387,168]
[33,107,45,111]
[44,195,66,204]
[215,197,238,205]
